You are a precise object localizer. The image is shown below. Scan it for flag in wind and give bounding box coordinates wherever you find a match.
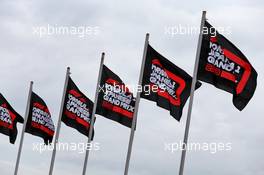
[140,44,202,121]
[0,93,24,144]
[62,77,94,139]
[96,65,136,128]
[197,21,258,110]
[25,92,55,144]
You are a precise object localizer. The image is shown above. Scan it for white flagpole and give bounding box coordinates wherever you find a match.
[124,33,149,175]
[82,52,105,175]
[178,11,206,175]
[49,67,71,175]
[14,81,33,175]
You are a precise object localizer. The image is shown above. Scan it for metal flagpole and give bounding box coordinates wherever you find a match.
[14,81,33,175]
[178,11,206,175]
[124,33,149,175]
[82,52,105,175]
[49,67,71,175]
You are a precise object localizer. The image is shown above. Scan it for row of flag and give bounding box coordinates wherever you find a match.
[0,12,258,175]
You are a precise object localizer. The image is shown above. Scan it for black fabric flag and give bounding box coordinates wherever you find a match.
[198,21,258,110]
[0,93,24,144]
[62,77,94,139]
[96,65,136,128]
[25,92,55,145]
[140,44,201,121]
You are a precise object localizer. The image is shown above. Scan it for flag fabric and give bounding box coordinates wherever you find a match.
[62,77,94,139]
[140,44,202,121]
[0,93,24,144]
[96,65,136,128]
[197,21,258,110]
[25,92,55,144]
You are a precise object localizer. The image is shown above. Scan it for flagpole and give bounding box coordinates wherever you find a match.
[124,33,149,175]
[49,67,71,175]
[178,11,206,175]
[14,81,33,175]
[82,52,105,175]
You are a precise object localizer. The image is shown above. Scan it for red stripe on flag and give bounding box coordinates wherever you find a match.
[76,117,90,128]
[102,101,133,119]
[221,71,236,82]
[69,90,82,98]
[31,122,54,136]
[151,59,186,106]
[152,59,163,67]
[65,110,90,128]
[105,78,131,93]
[223,49,252,94]
[0,121,12,129]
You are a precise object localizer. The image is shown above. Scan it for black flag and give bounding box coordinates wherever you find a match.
[62,77,94,139]
[25,92,55,144]
[141,44,201,121]
[0,93,24,144]
[96,65,136,128]
[198,21,258,110]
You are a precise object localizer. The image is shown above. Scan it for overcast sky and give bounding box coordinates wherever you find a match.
[0,0,263,175]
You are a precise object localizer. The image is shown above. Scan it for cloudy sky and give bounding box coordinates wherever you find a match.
[0,0,263,175]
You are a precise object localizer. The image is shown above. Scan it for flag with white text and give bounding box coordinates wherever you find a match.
[26,92,55,144]
[62,77,94,139]
[96,65,136,128]
[141,44,201,121]
[0,93,24,144]
[197,21,258,110]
